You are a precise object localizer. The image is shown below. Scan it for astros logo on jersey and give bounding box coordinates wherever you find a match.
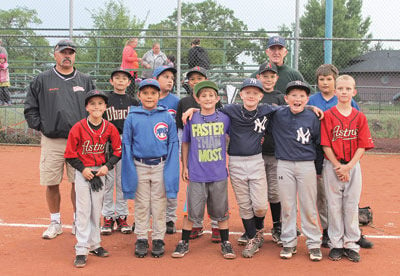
[154,122,168,141]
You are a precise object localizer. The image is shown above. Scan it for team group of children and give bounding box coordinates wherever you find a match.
[65,62,374,268]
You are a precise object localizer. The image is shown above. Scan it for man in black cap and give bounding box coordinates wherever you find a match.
[24,39,95,239]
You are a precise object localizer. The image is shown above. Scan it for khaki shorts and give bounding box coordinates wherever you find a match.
[40,134,75,186]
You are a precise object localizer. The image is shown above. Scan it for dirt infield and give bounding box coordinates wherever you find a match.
[0,146,399,275]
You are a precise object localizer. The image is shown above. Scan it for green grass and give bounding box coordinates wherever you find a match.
[367,114,400,139]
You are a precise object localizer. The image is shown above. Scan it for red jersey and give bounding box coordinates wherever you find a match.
[65,118,122,167]
[321,106,374,163]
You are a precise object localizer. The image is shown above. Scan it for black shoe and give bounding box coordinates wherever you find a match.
[357,234,373,249]
[135,239,149,258]
[74,255,87,268]
[89,246,109,257]
[166,221,176,234]
[344,248,361,262]
[329,248,344,261]
[151,239,165,258]
[221,241,236,259]
[171,240,189,258]
[322,229,330,248]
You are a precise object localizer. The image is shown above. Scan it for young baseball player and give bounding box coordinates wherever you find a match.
[176,66,221,242]
[172,80,235,259]
[64,90,122,268]
[121,79,179,258]
[269,81,322,261]
[153,65,180,235]
[101,68,138,235]
[321,75,374,262]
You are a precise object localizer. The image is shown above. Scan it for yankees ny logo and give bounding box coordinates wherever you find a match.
[296,127,310,144]
[254,116,267,133]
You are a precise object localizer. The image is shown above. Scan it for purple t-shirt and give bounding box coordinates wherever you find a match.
[182,111,230,182]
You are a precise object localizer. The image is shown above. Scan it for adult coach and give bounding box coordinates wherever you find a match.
[24,39,95,239]
[252,36,304,92]
[141,42,168,79]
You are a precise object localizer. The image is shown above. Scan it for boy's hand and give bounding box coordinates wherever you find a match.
[335,164,351,182]
[312,106,324,120]
[82,168,94,180]
[181,167,189,183]
[182,108,199,125]
[96,165,109,177]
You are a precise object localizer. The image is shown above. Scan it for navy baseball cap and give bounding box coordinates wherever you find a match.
[240,78,264,92]
[152,65,177,78]
[194,80,218,97]
[187,66,208,79]
[85,90,108,106]
[285,80,311,95]
[258,62,278,74]
[110,68,131,79]
[139,79,160,91]
[267,36,286,48]
[54,39,76,52]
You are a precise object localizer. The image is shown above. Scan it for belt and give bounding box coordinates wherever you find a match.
[134,156,166,166]
[339,159,349,165]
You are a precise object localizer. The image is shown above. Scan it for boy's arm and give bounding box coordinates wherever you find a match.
[121,116,138,199]
[181,142,190,182]
[163,117,180,199]
[98,125,122,176]
[182,107,200,125]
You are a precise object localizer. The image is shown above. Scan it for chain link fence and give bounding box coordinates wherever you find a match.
[1,0,399,145]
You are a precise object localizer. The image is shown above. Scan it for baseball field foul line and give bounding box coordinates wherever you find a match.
[0,222,399,240]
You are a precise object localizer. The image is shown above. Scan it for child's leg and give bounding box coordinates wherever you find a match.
[277,160,298,248]
[134,161,152,240]
[114,159,129,217]
[343,162,362,252]
[74,171,93,256]
[323,160,345,248]
[88,175,106,251]
[166,198,178,223]
[207,180,229,236]
[296,161,321,249]
[150,162,167,241]
[263,155,281,227]
[102,167,115,218]
[315,147,328,230]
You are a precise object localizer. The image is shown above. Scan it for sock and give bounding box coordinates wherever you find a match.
[219,229,229,243]
[50,213,61,224]
[241,218,256,239]
[182,229,191,242]
[270,202,281,225]
[254,216,265,230]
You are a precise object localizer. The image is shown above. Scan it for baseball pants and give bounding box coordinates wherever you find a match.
[323,160,361,252]
[134,160,167,240]
[262,155,280,203]
[278,160,321,249]
[229,154,268,219]
[75,168,104,255]
[317,175,328,229]
[102,159,129,218]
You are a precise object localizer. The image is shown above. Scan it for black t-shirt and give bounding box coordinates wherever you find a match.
[103,92,138,134]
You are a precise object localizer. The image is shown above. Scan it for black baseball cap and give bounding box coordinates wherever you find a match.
[258,62,278,74]
[110,68,132,79]
[240,78,264,92]
[54,39,76,52]
[285,80,311,95]
[85,90,108,106]
[187,66,208,79]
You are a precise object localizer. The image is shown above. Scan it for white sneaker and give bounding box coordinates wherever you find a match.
[42,221,63,239]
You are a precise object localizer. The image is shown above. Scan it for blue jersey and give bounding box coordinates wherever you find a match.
[121,105,179,199]
[158,93,179,121]
[220,104,280,156]
[270,107,320,161]
[308,92,359,111]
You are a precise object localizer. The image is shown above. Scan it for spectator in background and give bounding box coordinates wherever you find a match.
[188,38,210,69]
[0,53,11,105]
[121,38,141,95]
[141,43,168,79]
[167,55,176,68]
[0,39,8,58]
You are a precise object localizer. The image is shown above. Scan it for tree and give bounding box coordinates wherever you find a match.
[145,0,265,73]
[299,0,371,83]
[0,7,50,73]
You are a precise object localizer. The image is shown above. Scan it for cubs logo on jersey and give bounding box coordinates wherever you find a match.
[167,109,177,119]
[154,122,168,141]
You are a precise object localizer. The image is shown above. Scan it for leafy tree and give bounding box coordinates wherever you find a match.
[0,7,50,73]
[299,0,371,83]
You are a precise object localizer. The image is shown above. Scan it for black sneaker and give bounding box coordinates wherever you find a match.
[89,247,109,257]
[221,241,236,259]
[237,233,248,245]
[74,255,87,268]
[329,248,344,261]
[135,239,149,258]
[344,248,361,262]
[171,240,189,258]
[151,239,165,258]
[322,229,330,248]
[357,234,373,249]
[271,225,282,246]
[166,221,176,234]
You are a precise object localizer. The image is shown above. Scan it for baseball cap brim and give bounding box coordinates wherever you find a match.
[111,69,132,79]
